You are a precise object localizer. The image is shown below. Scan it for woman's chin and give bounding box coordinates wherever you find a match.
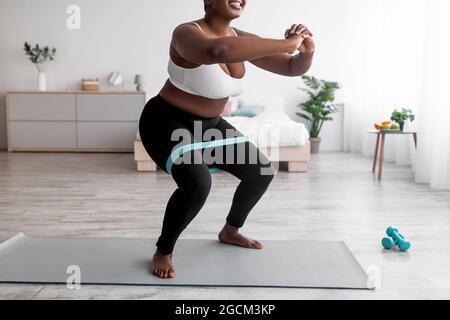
[227,11,243,19]
[226,7,244,18]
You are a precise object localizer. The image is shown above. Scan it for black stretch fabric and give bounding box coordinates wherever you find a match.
[139,94,275,255]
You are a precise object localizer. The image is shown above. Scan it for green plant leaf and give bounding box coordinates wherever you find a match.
[298,75,341,137]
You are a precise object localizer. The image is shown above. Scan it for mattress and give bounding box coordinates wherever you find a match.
[136,112,309,148]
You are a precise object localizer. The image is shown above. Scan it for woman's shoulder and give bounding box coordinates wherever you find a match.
[174,20,203,32]
[174,20,245,37]
[232,27,258,38]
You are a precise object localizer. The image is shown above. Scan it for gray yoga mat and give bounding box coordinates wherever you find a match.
[0,233,371,289]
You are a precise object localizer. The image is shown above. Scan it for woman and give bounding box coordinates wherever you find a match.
[139,0,315,279]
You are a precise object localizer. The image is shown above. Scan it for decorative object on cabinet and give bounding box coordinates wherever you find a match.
[134,74,144,91]
[23,42,57,91]
[81,78,100,91]
[107,71,123,87]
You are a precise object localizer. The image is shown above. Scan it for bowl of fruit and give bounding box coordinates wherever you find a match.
[374,121,401,132]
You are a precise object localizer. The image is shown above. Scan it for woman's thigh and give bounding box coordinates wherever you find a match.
[139,107,195,173]
[210,118,275,180]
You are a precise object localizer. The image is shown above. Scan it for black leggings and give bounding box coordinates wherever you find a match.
[139,94,275,255]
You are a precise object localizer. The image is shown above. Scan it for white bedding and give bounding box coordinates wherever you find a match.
[223,112,309,148]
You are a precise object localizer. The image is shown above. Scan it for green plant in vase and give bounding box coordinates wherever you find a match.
[390,108,415,131]
[23,42,56,91]
[296,75,341,153]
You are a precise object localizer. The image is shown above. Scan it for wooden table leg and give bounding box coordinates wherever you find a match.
[413,133,417,148]
[378,133,386,181]
[372,133,381,173]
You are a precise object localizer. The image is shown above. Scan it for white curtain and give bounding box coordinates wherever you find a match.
[414,0,450,189]
[341,0,450,189]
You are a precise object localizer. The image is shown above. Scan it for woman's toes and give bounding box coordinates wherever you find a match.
[253,240,262,248]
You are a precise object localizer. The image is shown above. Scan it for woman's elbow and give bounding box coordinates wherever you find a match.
[288,61,313,77]
[206,40,229,64]
[295,66,312,77]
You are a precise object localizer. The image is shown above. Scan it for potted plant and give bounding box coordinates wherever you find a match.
[23,42,56,91]
[296,75,341,153]
[390,108,415,131]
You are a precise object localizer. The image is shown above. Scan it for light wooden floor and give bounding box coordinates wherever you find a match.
[0,151,449,300]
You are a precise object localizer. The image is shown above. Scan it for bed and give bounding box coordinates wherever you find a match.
[134,96,310,172]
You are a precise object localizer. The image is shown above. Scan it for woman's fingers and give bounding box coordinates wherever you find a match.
[302,27,312,37]
[295,27,306,35]
[296,27,307,35]
[289,25,308,35]
[302,27,313,37]
[297,24,312,34]
[301,30,312,37]
[295,24,305,31]
[291,25,303,34]
[285,29,291,39]
[290,24,297,34]
[285,24,313,39]
[293,29,312,38]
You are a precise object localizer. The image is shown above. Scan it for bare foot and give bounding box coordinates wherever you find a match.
[218,223,263,249]
[151,249,176,279]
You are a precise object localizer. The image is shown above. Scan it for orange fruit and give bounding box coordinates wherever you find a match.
[374,123,383,130]
[382,120,391,126]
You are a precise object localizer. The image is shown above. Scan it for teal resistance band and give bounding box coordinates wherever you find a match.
[165,136,248,175]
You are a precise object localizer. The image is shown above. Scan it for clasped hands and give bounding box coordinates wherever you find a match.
[285,24,315,54]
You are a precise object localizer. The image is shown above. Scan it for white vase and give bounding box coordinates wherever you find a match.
[38,71,46,91]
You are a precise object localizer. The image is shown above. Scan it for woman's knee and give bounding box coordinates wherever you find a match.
[189,173,212,200]
[258,162,275,186]
[173,163,212,199]
[247,161,275,188]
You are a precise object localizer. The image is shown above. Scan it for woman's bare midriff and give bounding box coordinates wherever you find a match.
[159,80,229,118]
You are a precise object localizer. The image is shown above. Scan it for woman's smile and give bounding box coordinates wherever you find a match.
[228,1,243,11]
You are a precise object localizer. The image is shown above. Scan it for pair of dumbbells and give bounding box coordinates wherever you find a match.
[381,227,411,252]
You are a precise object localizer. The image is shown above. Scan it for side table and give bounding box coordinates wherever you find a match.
[368,130,417,180]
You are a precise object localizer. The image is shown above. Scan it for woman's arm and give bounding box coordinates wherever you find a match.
[234,27,315,77]
[172,23,303,65]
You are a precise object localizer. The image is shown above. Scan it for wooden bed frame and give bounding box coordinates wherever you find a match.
[134,140,310,172]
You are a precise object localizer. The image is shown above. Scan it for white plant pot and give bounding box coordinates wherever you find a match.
[38,72,46,91]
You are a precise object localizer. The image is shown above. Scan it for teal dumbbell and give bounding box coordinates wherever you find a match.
[381,227,411,252]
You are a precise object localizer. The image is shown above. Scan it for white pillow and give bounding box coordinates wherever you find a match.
[242,96,288,121]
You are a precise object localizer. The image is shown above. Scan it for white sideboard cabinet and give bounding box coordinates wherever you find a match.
[6,91,147,152]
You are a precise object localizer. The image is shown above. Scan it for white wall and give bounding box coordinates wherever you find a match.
[0,0,348,151]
